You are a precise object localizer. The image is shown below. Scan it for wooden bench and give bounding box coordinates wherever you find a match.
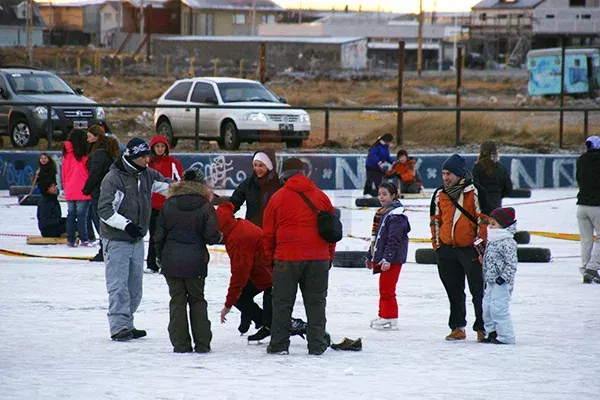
[26,236,78,245]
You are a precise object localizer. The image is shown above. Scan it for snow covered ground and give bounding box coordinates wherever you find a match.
[0,188,598,400]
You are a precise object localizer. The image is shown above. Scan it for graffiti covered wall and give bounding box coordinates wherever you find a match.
[0,151,580,191]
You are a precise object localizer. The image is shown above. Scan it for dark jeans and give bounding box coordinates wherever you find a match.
[234,280,273,329]
[66,200,90,243]
[400,182,422,194]
[165,276,212,353]
[436,245,484,332]
[270,260,329,354]
[364,168,384,197]
[147,209,160,271]
[41,217,67,238]
[89,199,102,254]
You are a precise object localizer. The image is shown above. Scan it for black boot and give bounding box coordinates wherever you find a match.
[291,318,307,339]
[111,329,133,342]
[238,318,251,335]
[131,328,147,339]
[248,326,271,342]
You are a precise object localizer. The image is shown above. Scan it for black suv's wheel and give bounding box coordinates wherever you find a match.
[285,139,303,148]
[156,119,177,148]
[10,117,39,148]
[220,120,240,150]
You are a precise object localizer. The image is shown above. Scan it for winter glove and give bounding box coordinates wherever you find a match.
[124,223,143,240]
[495,276,506,286]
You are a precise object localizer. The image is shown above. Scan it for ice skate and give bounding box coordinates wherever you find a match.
[370,317,398,330]
[247,326,270,344]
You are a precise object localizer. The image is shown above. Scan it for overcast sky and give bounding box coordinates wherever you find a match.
[274,0,480,13]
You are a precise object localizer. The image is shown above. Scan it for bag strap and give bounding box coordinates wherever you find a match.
[443,189,478,226]
[297,192,321,214]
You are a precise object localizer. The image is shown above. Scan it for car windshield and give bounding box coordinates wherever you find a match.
[217,82,280,103]
[6,73,75,95]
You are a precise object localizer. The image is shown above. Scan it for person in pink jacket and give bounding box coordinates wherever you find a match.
[61,129,92,247]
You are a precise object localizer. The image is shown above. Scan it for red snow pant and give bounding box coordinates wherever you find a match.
[378,263,402,319]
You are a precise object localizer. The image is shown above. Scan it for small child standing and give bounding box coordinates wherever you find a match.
[366,182,411,330]
[481,207,518,344]
[154,167,222,353]
[37,181,66,238]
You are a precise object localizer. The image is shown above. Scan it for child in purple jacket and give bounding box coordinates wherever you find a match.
[365,182,411,330]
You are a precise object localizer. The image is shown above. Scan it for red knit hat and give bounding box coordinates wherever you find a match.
[490,207,516,228]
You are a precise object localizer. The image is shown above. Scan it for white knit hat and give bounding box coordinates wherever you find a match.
[252,152,273,171]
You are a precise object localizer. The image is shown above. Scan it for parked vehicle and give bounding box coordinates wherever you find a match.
[466,53,485,70]
[527,48,600,97]
[0,66,106,148]
[154,77,311,150]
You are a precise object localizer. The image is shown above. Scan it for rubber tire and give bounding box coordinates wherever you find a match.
[9,186,32,196]
[285,139,303,148]
[221,120,240,150]
[211,195,231,206]
[156,119,177,148]
[355,197,381,207]
[506,189,532,198]
[415,247,552,264]
[517,247,552,263]
[10,117,39,148]
[415,248,438,265]
[333,251,367,268]
[18,194,42,206]
[513,231,531,245]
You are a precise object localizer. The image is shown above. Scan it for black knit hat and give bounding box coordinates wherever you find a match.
[442,153,468,178]
[124,138,151,160]
[490,207,516,228]
[380,133,393,143]
[182,167,205,183]
[282,157,304,172]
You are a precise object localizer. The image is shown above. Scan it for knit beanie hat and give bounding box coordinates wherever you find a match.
[585,136,600,150]
[280,157,305,181]
[442,153,468,178]
[490,207,516,228]
[124,138,151,161]
[253,151,274,171]
[182,167,205,183]
[38,180,57,196]
[380,133,393,143]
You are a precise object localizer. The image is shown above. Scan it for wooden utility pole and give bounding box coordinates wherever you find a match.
[559,37,566,148]
[299,0,303,23]
[140,0,145,37]
[27,0,33,65]
[397,41,405,145]
[417,0,423,77]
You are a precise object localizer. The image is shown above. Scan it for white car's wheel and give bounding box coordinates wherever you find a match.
[221,120,240,150]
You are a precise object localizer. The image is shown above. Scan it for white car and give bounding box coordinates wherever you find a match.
[154,77,311,150]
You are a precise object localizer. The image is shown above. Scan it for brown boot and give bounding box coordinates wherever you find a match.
[476,331,486,342]
[445,328,466,341]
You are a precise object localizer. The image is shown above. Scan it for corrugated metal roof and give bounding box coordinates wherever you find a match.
[0,1,46,27]
[158,35,365,44]
[182,0,283,11]
[472,0,546,9]
[35,0,107,7]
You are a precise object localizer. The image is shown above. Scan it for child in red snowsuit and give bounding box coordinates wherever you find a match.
[217,202,274,341]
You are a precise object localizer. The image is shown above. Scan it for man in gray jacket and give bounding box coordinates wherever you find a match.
[98,138,171,341]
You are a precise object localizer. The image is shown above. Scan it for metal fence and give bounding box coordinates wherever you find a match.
[2,101,598,151]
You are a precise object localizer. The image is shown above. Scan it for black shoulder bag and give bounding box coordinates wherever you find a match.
[297,192,343,243]
[443,189,478,226]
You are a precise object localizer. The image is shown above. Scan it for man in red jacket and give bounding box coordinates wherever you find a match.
[263,157,335,355]
[217,201,274,342]
[146,135,184,273]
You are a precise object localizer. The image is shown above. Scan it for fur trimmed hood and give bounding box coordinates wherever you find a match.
[168,181,212,199]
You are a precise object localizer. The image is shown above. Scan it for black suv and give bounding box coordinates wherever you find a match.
[0,66,105,148]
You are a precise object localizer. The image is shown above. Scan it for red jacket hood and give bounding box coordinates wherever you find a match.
[282,174,316,193]
[64,141,74,153]
[217,201,238,238]
[150,135,170,156]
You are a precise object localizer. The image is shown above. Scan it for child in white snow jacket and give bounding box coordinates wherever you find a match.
[481,207,518,344]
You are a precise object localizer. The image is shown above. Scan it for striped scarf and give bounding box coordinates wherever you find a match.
[443,178,467,201]
[370,200,403,254]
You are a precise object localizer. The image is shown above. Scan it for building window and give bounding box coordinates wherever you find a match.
[497,14,507,19]
[103,13,113,23]
[581,14,592,19]
[546,14,555,19]
[569,0,586,6]
[574,59,581,67]
[261,14,275,24]
[233,13,246,24]
[479,13,487,21]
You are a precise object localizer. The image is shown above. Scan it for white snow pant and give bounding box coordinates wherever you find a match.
[577,205,600,274]
[483,282,515,344]
[103,238,145,336]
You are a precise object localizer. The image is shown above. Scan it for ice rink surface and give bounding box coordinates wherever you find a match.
[1,188,598,400]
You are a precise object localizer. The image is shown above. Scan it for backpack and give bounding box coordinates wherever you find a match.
[297,192,343,243]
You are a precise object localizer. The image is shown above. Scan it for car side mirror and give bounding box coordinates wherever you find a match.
[75,88,84,95]
[279,97,287,104]
[205,96,218,105]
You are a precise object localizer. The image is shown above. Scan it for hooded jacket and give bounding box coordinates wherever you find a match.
[386,157,422,186]
[61,141,91,201]
[472,161,512,211]
[98,156,171,242]
[576,149,600,206]
[262,174,336,265]
[230,149,281,227]
[154,181,221,278]
[37,191,63,237]
[370,201,411,265]
[37,161,57,192]
[483,223,518,285]
[366,143,393,171]
[82,142,117,200]
[217,202,272,308]
[149,135,184,210]
[430,179,488,250]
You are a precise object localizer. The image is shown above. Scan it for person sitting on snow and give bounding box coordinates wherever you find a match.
[37,181,66,238]
[386,149,423,194]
